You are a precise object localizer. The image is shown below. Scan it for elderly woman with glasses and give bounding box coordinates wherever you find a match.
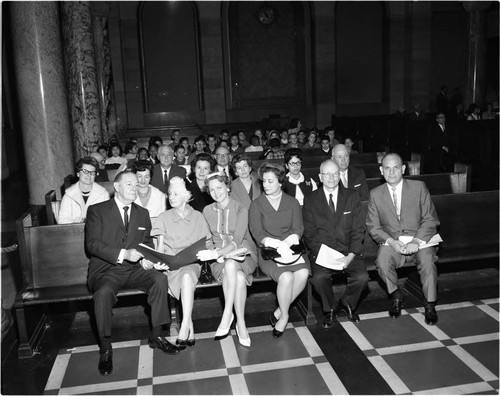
[248,163,310,339]
[198,172,258,347]
[282,148,317,206]
[58,157,110,224]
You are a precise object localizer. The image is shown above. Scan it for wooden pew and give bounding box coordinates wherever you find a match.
[13,214,313,358]
[366,163,471,195]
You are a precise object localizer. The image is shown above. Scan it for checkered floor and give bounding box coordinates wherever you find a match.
[339,298,499,395]
[43,324,347,395]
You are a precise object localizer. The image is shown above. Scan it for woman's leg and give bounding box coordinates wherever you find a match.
[218,259,238,329]
[178,273,196,340]
[275,269,309,331]
[234,270,249,339]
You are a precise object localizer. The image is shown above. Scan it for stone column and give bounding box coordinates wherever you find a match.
[9,2,74,204]
[462,1,491,106]
[60,1,103,159]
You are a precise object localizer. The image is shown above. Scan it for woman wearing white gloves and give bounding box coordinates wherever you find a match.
[248,163,310,338]
[197,172,257,347]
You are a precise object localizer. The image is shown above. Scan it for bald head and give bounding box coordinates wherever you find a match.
[319,159,340,192]
[331,144,350,171]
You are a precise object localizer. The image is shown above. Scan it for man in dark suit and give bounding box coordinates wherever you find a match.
[150,144,187,208]
[303,160,368,328]
[331,144,370,201]
[214,146,235,181]
[86,171,180,376]
[426,112,454,173]
[366,153,440,325]
[436,85,448,115]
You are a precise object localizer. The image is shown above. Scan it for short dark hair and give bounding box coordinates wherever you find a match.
[148,142,159,151]
[194,135,206,144]
[190,152,215,175]
[231,153,253,173]
[107,142,123,157]
[174,144,185,153]
[258,162,287,184]
[137,147,148,157]
[97,144,108,153]
[124,140,137,154]
[269,138,281,148]
[76,157,99,172]
[207,133,216,141]
[148,136,163,146]
[284,148,303,164]
[132,159,154,177]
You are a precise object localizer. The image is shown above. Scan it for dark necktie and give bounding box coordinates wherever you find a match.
[329,194,335,214]
[164,169,169,186]
[123,206,129,233]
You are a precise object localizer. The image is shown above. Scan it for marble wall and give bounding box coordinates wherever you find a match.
[61,1,103,158]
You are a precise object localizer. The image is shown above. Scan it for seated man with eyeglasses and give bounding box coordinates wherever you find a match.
[58,157,111,224]
[282,148,317,206]
[303,159,368,328]
[214,146,235,181]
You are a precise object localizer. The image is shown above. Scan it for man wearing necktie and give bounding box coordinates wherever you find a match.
[367,153,440,326]
[215,146,234,181]
[150,145,187,208]
[303,160,368,328]
[331,144,369,201]
[86,171,180,376]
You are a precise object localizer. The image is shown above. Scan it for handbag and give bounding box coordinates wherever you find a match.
[199,261,215,284]
[260,240,307,265]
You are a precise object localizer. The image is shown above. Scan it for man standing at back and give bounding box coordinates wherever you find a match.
[331,144,370,201]
[151,144,187,207]
[303,160,368,328]
[86,171,180,376]
[366,153,440,325]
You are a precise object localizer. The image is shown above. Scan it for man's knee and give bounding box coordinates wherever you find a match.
[93,284,117,305]
[310,268,329,287]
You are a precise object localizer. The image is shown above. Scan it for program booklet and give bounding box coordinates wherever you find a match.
[137,237,207,271]
[315,244,346,271]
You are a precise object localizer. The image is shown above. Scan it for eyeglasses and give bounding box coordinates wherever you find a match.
[216,153,229,158]
[321,172,340,178]
[80,169,97,176]
[288,161,302,167]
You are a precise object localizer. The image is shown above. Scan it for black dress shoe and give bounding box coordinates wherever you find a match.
[322,310,335,329]
[176,338,196,349]
[389,298,404,318]
[272,327,284,339]
[337,299,360,322]
[424,305,438,325]
[98,349,113,376]
[269,312,279,328]
[148,336,181,355]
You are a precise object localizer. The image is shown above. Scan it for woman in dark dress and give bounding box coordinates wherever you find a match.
[187,153,215,212]
[248,163,310,339]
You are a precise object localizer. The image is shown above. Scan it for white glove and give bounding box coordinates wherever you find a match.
[263,237,282,249]
[196,249,219,262]
[277,243,294,259]
[283,234,299,247]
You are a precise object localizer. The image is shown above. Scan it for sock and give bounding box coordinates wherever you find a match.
[151,326,162,339]
[100,336,112,352]
[392,288,402,300]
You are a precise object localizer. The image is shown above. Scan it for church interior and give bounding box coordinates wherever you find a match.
[1,1,499,394]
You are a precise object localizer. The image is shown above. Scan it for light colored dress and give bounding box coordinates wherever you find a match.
[151,204,211,299]
[58,183,110,224]
[203,198,258,284]
[133,185,166,218]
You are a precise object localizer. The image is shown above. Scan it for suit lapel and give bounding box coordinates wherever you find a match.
[111,199,127,234]
[382,183,398,220]
[335,186,347,219]
[400,179,410,220]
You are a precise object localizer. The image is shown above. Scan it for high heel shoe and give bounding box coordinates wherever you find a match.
[269,312,279,328]
[177,330,196,349]
[272,321,287,339]
[235,325,251,347]
[214,313,234,341]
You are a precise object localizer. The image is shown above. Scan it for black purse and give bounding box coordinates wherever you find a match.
[199,261,215,284]
[260,240,307,265]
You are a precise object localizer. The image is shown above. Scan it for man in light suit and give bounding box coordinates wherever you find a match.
[86,171,180,376]
[366,153,440,325]
[303,160,368,328]
[150,144,187,208]
[331,144,370,201]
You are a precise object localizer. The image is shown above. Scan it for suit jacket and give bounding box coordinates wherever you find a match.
[303,186,365,260]
[150,163,187,195]
[85,199,154,287]
[366,179,439,245]
[347,166,370,201]
[426,122,455,173]
[230,173,262,210]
